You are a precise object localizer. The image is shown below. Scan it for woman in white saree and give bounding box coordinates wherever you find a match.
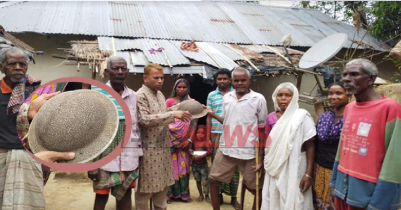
[261,82,316,210]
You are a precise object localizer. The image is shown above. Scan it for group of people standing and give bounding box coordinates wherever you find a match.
[186,59,401,210]
[212,59,401,210]
[1,46,400,210]
[208,59,401,210]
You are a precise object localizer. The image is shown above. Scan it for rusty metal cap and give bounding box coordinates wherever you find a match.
[28,89,119,163]
[178,100,207,119]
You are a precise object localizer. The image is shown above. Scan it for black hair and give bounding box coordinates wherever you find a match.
[64,82,86,91]
[328,82,346,91]
[213,68,231,81]
[170,78,190,99]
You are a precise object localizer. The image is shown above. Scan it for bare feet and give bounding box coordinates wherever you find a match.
[167,199,172,204]
[197,195,204,202]
[231,197,241,210]
[205,195,211,203]
[186,198,193,203]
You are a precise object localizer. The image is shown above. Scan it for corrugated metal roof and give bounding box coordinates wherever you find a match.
[0,32,34,59]
[196,42,239,69]
[242,45,304,55]
[99,37,190,66]
[170,41,221,68]
[129,51,149,66]
[98,37,238,69]
[207,43,244,61]
[99,36,306,70]
[241,45,276,54]
[0,37,12,45]
[97,37,115,51]
[135,39,190,66]
[0,2,23,9]
[114,51,205,74]
[0,1,389,51]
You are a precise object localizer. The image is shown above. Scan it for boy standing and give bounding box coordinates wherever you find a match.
[191,125,212,203]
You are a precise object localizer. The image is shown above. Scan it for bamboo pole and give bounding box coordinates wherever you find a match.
[314,74,324,93]
[68,40,98,44]
[153,41,173,69]
[292,68,321,75]
[111,37,117,55]
[197,43,222,68]
[296,72,304,91]
[161,48,173,68]
[222,44,260,72]
[91,63,96,80]
[255,146,259,210]
[283,46,296,69]
[52,55,81,61]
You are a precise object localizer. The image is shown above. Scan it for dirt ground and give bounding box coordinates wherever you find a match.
[44,171,255,210]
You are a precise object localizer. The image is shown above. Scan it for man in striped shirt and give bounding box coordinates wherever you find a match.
[206,68,240,209]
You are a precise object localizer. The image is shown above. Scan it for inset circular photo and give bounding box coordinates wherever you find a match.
[16,77,133,172]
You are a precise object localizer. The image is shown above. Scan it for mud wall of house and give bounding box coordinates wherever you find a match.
[2,33,96,83]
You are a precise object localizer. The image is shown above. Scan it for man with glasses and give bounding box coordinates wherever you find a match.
[88,56,142,210]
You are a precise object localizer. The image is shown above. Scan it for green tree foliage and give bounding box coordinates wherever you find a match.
[299,1,355,22]
[370,1,401,46]
[298,1,400,46]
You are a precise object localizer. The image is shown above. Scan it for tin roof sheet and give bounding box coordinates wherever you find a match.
[99,37,238,69]
[3,1,387,50]
[99,37,190,66]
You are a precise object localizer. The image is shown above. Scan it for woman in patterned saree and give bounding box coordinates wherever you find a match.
[313,82,350,210]
[166,78,196,203]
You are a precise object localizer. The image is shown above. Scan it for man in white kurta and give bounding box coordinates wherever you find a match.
[208,67,267,210]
